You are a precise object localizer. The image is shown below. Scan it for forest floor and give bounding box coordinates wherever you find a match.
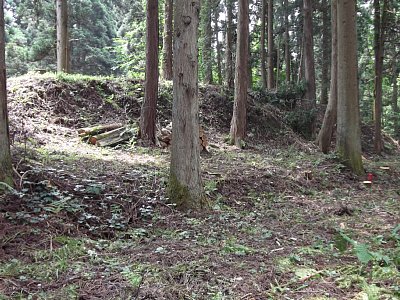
[0,74,399,300]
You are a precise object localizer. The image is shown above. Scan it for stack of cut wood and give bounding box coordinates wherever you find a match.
[78,123,135,147]
[157,123,172,148]
[157,123,209,152]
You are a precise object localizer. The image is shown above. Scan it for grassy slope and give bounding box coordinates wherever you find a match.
[0,74,399,300]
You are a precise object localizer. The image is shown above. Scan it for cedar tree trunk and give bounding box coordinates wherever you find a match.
[230,0,249,147]
[162,0,173,80]
[56,0,68,73]
[336,0,364,175]
[169,0,205,209]
[140,0,159,144]
[317,0,337,153]
[0,0,13,189]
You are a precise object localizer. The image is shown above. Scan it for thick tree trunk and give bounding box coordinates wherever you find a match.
[373,0,388,154]
[225,0,234,88]
[267,0,274,89]
[162,0,173,80]
[284,0,290,83]
[140,0,159,144]
[303,0,316,103]
[202,0,213,84]
[0,0,13,189]
[214,0,223,85]
[56,0,68,73]
[320,0,330,105]
[317,0,337,153]
[230,0,249,147]
[336,0,364,175]
[169,0,205,210]
[260,0,267,89]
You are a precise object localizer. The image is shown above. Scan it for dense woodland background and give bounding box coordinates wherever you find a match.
[3,0,399,130]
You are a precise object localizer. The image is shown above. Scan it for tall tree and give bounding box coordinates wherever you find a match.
[284,0,290,83]
[230,0,249,147]
[139,0,159,144]
[260,0,267,89]
[391,53,399,137]
[225,0,234,88]
[201,0,213,83]
[162,0,173,80]
[213,0,223,85]
[373,0,388,154]
[320,0,330,105]
[303,0,316,102]
[169,0,205,209]
[267,0,274,89]
[0,0,13,189]
[336,0,364,175]
[317,0,338,153]
[56,0,68,73]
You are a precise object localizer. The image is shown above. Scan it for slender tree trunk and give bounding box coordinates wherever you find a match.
[267,0,274,89]
[56,0,68,73]
[297,37,304,84]
[284,0,290,83]
[336,0,364,175]
[202,0,213,84]
[275,38,280,89]
[225,0,234,88]
[248,32,253,89]
[320,0,330,105]
[140,0,159,144]
[317,0,338,153]
[0,0,13,189]
[162,0,173,80]
[373,0,388,154]
[169,0,205,209]
[230,0,249,147]
[391,54,399,137]
[214,0,223,85]
[303,0,316,102]
[260,0,267,89]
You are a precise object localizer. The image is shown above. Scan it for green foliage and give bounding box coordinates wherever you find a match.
[284,108,316,139]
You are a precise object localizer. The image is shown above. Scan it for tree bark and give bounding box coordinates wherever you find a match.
[202,0,213,84]
[56,0,68,73]
[284,0,290,83]
[225,0,234,88]
[260,0,267,89]
[140,0,159,144]
[169,0,205,210]
[267,0,274,89]
[317,0,337,153]
[391,54,399,138]
[303,0,316,103]
[214,0,223,85]
[230,0,249,147]
[0,0,13,189]
[162,0,173,80]
[336,0,364,175]
[373,0,388,154]
[320,0,330,105]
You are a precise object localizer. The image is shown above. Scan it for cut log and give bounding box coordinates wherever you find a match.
[96,131,132,147]
[89,127,128,145]
[78,123,124,137]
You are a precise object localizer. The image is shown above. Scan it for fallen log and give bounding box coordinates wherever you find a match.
[88,127,128,145]
[96,131,132,147]
[78,123,124,137]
